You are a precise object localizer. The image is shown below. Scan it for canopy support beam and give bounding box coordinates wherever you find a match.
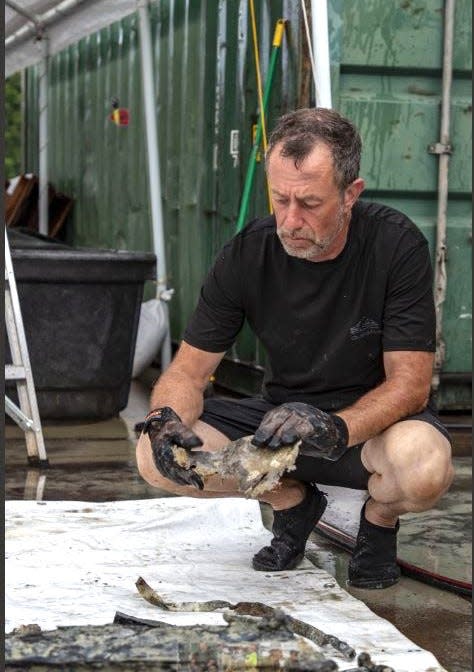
[310,0,332,108]
[6,0,49,236]
[38,36,49,235]
[137,0,172,371]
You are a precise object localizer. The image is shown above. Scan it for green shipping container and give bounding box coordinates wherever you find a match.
[23,0,472,409]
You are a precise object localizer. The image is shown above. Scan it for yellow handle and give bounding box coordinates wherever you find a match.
[272,19,286,47]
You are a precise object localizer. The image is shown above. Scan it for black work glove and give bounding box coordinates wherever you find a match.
[142,407,204,489]
[251,402,349,461]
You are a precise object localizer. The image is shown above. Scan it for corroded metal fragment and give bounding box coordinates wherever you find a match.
[135,576,230,611]
[136,576,356,661]
[173,434,300,497]
[5,619,337,671]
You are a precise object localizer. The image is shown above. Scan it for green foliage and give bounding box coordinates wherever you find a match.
[5,73,22,179]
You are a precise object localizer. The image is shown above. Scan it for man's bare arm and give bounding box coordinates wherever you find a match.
[336,350,434,446]
[149,341,226,426]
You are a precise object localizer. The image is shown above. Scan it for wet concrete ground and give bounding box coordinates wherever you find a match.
[4,379,472,672]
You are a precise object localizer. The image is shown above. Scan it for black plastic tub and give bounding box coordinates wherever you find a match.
[6,229,156,420]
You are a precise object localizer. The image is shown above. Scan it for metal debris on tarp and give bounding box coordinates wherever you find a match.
[173,434,300,496]
[7,498,435,670]
[136,576,357,661]
[5,619,340,671]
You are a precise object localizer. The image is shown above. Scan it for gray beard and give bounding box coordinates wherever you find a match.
[277,207,347,261]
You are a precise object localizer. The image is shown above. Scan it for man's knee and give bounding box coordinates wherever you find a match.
[365,421,454,509]
[403,439,454,508]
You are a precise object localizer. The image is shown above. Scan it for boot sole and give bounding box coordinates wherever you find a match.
[252,551,304,572]
[347,574,400,590]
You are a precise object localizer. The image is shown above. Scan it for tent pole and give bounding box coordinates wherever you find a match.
[310,0,332,108]
[38,36,49,236]
[5,1,50,236]
[137,0,172,371]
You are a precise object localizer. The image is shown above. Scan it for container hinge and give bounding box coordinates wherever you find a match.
[230,130,240,167]
[428,142,453,155]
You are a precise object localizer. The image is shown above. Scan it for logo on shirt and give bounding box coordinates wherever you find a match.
[350,317,381,341]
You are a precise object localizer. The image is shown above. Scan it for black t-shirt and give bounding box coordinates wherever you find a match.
[184,200,436,412]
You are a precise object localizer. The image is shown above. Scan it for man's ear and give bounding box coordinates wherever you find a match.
[343,177,365,210]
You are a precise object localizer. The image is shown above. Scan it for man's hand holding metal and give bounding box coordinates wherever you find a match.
[142,407,204,489]
[251,401,350,461]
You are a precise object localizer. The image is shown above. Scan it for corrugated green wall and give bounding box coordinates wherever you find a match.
[24,0,472,408]
[331,0,472,408]
[25,0,304,353]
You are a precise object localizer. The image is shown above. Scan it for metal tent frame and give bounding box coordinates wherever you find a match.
[5,0,172,369]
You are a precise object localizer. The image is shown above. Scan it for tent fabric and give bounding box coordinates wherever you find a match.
[5,0,138,77]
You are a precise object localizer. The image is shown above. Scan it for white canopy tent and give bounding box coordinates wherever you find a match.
[5,0,172,369]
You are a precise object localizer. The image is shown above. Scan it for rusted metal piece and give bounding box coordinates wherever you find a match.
[135,576,231,612]
[357,651,396,672]
[136,576,356,661]
[5,618,337,671]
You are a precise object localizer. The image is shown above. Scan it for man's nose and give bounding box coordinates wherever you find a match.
[285,202,303,228]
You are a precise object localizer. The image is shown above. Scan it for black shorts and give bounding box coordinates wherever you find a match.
[199,396,451,490]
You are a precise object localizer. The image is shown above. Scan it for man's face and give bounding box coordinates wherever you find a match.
[267,142,362,262]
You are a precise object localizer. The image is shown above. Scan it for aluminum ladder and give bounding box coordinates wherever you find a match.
[5,228,48,465]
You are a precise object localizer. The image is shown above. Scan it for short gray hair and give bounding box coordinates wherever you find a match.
[266,108,362,190]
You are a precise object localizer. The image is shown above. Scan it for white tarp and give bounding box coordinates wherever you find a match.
[5,497,445,671]
[5,0,138,77]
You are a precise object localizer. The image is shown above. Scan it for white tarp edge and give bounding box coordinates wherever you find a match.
[5,497,445,671]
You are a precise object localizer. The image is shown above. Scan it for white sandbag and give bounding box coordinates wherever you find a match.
[132,299,167,378]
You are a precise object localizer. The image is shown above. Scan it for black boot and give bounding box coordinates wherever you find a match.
[348,499,401,589]
[252,483,327,571]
